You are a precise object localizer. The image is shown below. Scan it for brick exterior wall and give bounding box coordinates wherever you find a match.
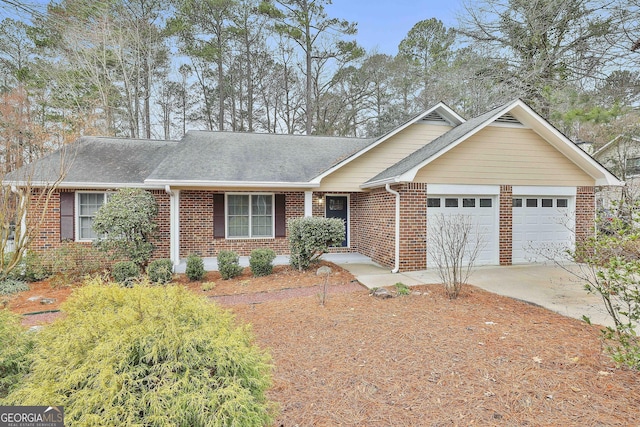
[399,183,427,271]
[575,186,596,244]
[27,189,170,259]
[499,185,513,265]
[28,189,61,251]
[27,185,597,272]
[350,188,396,268]
[179,190,305,257]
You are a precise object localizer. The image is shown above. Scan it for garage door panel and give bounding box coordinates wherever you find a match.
[427,196,498,266]
[512,197,574,263]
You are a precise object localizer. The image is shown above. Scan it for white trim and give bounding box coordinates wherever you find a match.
[145,179,317,189]
[75,191,109,242]
[381,99,622,187]
[427,184,500,195]
[304,191,313,217]
[165,186,180,267]
[385,184,400,273]
[225,192,275,239]
[311,103,464,184]
[512,186,577,196]
[324,194,350,248]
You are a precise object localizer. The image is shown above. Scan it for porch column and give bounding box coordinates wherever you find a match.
[304,191,313,217]
[165,186,180,268]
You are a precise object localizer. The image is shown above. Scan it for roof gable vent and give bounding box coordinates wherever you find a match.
[420,111,449,124]
[495,112,523,126]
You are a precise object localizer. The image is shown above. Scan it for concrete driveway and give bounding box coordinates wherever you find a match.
[330,255,613,328]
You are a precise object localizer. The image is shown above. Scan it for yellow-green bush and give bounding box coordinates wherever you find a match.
[0,309,33,399]
[4,279,275,426]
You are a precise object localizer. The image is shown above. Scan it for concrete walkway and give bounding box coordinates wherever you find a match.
[334,257,612,328]
[176,253,612,327]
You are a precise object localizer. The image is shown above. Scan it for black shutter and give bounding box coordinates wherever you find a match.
[60,192,75,241]
[275,194,286,237]
[213,194,225,238]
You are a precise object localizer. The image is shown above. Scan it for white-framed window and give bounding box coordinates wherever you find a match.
[77,192,109,241]
[226,193,274,238]
[626,157,640,176]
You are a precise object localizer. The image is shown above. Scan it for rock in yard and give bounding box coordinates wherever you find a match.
[40,298,56,305]
[316,266,332,276]
[371,288,392,299]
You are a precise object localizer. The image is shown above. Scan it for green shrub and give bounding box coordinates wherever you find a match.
[92,188,158,267]
[0,309,34,399]
[112,261,140,285]
[288,217,345,270]
[250,248,276,277]
[0,279,29,296]
[146,259,173,284]
[218,250,243,280]
[41,243,109,285]
[3,280,275,425]
[7,251,50,282]
[185,253,205,281]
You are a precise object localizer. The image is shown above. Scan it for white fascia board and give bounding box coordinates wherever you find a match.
[311,103,464,185]
[7,181,161,189]
[398,102,517,182]
[593,135,622,157]
[145,179,319,189]
[359,176,401,189]
[593,135,640,157]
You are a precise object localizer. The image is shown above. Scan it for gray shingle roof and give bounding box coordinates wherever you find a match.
[366,102,511,184]
[146,131,373,183]
[10,137,179,185]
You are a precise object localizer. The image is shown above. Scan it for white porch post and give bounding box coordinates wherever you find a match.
[304,191,313,217]
[165,186,180,268]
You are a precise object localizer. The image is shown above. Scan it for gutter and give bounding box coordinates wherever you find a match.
[385,184,400,273]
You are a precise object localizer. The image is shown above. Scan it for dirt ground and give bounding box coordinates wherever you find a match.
[5,262,640,426]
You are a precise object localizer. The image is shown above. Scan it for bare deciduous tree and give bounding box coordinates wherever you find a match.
[427,213,485,299]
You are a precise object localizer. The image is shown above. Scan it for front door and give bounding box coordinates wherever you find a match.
[325,195,348,247]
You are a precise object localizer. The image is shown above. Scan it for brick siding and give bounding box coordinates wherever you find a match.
[27,185,597,271]
[180,190,304,257]
[575,186,596,244]
[499,185,513,265]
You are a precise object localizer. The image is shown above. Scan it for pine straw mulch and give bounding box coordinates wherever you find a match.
[5,262,640,426]
[229,284,639,427]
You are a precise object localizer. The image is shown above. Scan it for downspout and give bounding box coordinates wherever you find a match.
[385,184,400,273]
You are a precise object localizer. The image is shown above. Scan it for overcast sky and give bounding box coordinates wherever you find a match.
[326,0,463,55]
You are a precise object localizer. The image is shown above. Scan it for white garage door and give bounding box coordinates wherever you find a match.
[512,197,574,263]
[427,196,499,266]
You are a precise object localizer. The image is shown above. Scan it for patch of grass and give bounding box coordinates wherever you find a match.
[201,282,216,292]
[394,282,410,296]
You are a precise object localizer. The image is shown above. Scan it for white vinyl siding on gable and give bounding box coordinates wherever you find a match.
[226,194,274,238]
[77,192,108,241]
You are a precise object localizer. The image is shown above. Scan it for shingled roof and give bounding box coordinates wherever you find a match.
[8,137,179,187]
[363,103,510,187]
[145,131,373,185]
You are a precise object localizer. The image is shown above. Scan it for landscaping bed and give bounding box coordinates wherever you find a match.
[4,262,639,425]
